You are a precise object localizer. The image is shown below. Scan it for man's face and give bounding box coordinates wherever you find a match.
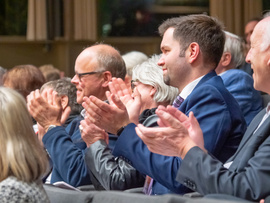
[71,49,105,104]
[158,27,190,91]
[246,21,270,94]
[245,20,258,46]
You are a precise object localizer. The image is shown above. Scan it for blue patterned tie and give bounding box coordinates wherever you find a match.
[172,95,184,108]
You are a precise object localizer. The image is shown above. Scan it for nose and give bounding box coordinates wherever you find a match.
[71,74,79,84]
[157,55,165,66]
[245,49,251,64]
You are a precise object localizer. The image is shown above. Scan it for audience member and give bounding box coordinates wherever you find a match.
[39,64,61,82]
[216,31,263,125]
[239,17,261,76]
[122,51,148,92]
[27,44,126,187]
[40,77,83,127]
[3,64,45,100]
[135,15,270,202]
[0,87,49,202]
[0,66,6,85]
[82,55,179,190]
[81,14,246,195]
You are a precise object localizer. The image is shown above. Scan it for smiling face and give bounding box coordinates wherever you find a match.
[71,48,106,104]
[246,19,270,94]
[158,27,190,91]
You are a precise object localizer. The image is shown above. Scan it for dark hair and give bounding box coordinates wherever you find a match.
[3,65,45,99]
[41,77,83,114]
[92,44,126,80]
[159,14,225,67]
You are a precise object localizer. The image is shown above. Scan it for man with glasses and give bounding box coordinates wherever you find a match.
[27,44,126,187]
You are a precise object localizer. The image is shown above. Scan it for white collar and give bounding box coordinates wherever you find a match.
[180,75,204,99]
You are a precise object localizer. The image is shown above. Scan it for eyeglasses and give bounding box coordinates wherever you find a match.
[131,80,139,90]
[75,70,104,81]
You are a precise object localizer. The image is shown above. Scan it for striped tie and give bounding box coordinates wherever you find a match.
[172,95,184,108]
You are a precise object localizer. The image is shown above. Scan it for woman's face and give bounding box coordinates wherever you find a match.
[131,80,156,112]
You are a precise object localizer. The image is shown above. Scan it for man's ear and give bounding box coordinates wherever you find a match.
[102,71,113,87]
[61,95,69,110]
[221,52,232,66]
[187,42,200,63]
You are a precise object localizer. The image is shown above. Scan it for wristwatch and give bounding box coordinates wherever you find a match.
[47,125,57,132]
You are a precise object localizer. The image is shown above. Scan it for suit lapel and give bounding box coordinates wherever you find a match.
[229,111,270,170]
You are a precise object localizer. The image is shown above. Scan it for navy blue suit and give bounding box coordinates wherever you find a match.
[220,69,263,125]
[112,71,247,195]
[43,115,117,187]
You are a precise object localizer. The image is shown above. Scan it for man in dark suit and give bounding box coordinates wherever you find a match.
[82,15,246,194]
[135,15,270,201]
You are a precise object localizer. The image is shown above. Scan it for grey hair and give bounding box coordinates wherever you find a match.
[132,55,179,105]
[223,31,245,68]
[122,51,148,77]
[40,78,83,114]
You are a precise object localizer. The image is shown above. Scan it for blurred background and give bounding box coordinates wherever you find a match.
[0,0,269,77]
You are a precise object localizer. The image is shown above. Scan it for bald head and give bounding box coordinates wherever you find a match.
[83,44,126,80]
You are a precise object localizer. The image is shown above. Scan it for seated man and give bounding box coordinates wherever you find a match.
[81,55,179,190]
[27,44,126,187]
[82,14,247,194]
[216,31,263,125]
[136,15,270,202]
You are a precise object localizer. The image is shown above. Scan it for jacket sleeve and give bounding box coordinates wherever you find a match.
[176,145,270,202]
[43,126,91,187]
[84,140,145,190]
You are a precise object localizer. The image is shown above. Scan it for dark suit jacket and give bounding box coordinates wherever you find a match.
[113,71,247,195]
[176,108,270,201]
[43,115,117,187]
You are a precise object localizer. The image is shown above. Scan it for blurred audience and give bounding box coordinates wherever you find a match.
[0,87,49,202]
[122,51,148,90]
[239,17,261,76]
[39,64,61,82]
[3,64,45,100]
[0,66,7,86]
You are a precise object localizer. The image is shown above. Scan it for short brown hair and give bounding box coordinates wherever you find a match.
[159,14,225,67]
[3,64,45,99]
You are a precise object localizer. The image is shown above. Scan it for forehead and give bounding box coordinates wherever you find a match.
[75,49,98,72]
[250,22,263,45]
[160,27,179,49]
[245,21,258,33]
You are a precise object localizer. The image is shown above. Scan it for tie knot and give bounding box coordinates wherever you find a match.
[172,95,184,108]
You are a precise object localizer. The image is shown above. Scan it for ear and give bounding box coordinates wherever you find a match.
[187,42,200,63]
[101,71,113,87]
[220,52,232,66]
[150,86,157,97]
[60,95,69,110]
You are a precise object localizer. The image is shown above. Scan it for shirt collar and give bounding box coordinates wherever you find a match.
[180,75,204,99]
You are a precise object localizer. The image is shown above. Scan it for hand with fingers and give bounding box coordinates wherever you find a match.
[27,88,62,134]
[109,77,142,124]
[82,92,130,135]
[80,120,109,147]
[136,106,205,159]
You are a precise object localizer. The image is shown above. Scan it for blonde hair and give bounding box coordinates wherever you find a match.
[0,87,48,182]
